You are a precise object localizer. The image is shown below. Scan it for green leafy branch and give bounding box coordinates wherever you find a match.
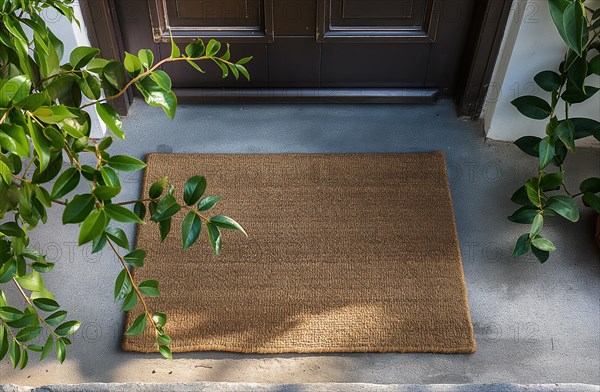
[0,0,250,367]
[509,0,600,263]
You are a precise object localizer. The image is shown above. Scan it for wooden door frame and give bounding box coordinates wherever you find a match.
[80,0,513,118]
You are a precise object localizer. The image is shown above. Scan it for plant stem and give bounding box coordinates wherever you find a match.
[0,319,24,348]
[181,204,210,222]
[115,198,154,206]
[0,108,11,126]
[81,55,235,109]
[11,174,31,184]
[106,239,159,332]
[12,278,61,338]
[34,70,83,88]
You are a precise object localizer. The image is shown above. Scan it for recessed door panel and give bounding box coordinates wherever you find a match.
[317,0,439,42]
[116,0,476,94]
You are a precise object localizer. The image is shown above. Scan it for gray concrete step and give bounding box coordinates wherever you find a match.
[2,383,599,392]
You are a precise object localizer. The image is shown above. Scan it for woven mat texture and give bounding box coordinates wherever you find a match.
[122,152,476,354]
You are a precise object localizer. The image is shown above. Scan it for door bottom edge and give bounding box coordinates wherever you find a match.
[173,88,440,104]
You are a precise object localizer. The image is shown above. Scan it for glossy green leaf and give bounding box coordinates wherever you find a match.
[582,192,600,214]
[534,70,561,92]
[105,204,144,224]
[0,124,30,157]
[508,206,538,224]
[531,237,556,252]
[114,268,132,301]
[62,194,95,224]
[514,136,541,157]
[102,60,126,91]
[55,320,81,336]
[135,76,177,120]
[209,215,247,236]
[206,222,222,256]
[546,195,579,222]
[94,185,121,201]
[138,49,155,70]
[78,74,102,100]
[205,39,221,56]
[197,196,221,211]
[70,46,100,69]
[567,56,587,92]
[56,336,66,363]
[580,177,600,193]
[40,334,54,361]
[121,290,138,312]
[538,137,555,170]
[0,307,24,322]
[158,345,172,359]
[96,103,125,140]
[555,120,575,151]
[16,326,42,342]
[125,313,147,336]
[181,211,201,250]
[0,222,25,237]
[562,86,599,104]
[152,312,167,328]
[51,168,80,199]
[511,96,551,120]
[28,122,52,172]
[0,259,17,284]
[134,202,147,221]
[512,234,530,257]
[32,106,77,124]
[16,271,44,291]
[124,249,146,268]
[548,0,571,45]
[0,75,31,107]
[170,37,180,58]
[157,333,172,345]
[183,175,206,206]
[9,339,20,369]
[45,311,67,327]
[0,325,7,362]
[107,155,146,172]
[151,194,180,221]
[185,39,205,58]
[530,213,544,238]
[149,177,168,199]
[571,118,600,139]
[540,172,563,190]
[150,70,172,91]
[32,298,59,312]
[105,227,130,249]
[563,1,584,56]
[78,209,108,245]
[159,218,172,242]
[138,280,159,297]
[124,52,143,75]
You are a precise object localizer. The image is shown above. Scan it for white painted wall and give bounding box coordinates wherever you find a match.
[483,0,600,147]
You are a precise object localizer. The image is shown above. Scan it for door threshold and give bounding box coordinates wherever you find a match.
[173,88,439,104]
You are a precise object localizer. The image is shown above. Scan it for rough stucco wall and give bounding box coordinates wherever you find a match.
[483,0,600,147]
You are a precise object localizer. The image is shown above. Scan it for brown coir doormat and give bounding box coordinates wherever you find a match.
[122,152,476,354]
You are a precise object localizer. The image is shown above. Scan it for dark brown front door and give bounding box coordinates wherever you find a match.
[115,0,476,95]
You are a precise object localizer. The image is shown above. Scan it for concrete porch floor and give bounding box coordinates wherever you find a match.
[1,99,599,386]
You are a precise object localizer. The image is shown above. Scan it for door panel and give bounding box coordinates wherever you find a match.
[268,38,320,87]
[273,0,316,36]
[148,0,274,42]
[320,43,429,88]
[317,0,439,42]
[115,0,476,96]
